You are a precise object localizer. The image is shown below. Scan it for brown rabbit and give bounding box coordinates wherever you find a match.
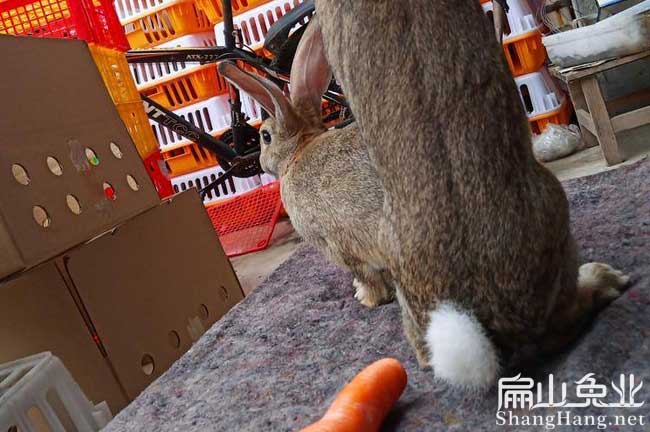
[312,1,629,389]
[217,26,394,308]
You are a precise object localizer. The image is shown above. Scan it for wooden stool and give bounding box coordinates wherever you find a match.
[550,50,650,166]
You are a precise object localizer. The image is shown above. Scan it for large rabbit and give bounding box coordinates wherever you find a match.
[312,1,629,389]
[217,27,394,308]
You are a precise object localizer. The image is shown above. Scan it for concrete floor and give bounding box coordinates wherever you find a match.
[546,135,650,181]
[230,219,301,295]
[232,138,650,296]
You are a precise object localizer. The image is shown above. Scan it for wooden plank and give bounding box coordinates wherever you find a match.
[549,65,567,83]
[581,76,624,165]
[611,105,650,133]
[568,80,599,148]
[561,50,650,81]
[606,87,650,117]
[576,108,597,134]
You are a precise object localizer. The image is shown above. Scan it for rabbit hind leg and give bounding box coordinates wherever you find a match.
[352,265,395,308]
[541,262,629,354]
[560,262,629,324]
[577,262,629,309]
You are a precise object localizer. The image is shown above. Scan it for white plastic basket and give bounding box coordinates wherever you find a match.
[113,0,183,25]
[0,352,112,432]
[514,67,565,118]
[260,173,276,185]
[156,31,217,48]
[214,0,307,51]
[130,61,204,90]
[129,33,218,90]
[150,93,262,151]
[171,165,263,204]
[482,0,542,42]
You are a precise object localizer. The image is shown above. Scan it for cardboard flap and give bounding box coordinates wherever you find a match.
[0,263,128,412]
[63,191,244,398]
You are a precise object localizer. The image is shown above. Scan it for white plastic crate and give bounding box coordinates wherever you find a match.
[157,31,217,48]
[482,0,541,42]
[129,33,218,90]
[240,90,263,121]
[151,93,262,151]
[514,67,565,118]
[260,173,276,185]
[130,61,204,90]
[214,0,307,51]
[113,0,183,24]
[171,165,263,204]
[0,352,112,432]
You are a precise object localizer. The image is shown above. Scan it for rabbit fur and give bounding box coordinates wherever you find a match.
[217,24,394,308]
[313,1,629,389]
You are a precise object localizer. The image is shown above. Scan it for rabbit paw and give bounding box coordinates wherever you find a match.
[578,262,629,306]
[353,278,383,308]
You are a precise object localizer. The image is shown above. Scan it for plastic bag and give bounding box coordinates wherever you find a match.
[532,124,582,162]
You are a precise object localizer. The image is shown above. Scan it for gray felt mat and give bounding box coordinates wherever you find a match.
[105,159,650,432]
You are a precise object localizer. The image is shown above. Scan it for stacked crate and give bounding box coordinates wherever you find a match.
[482,0,573,134]
[89,45,174,197]
[0,0,175,198]
[111,0,304,255]
[114,0,222,201]
[115,0,270,205]
[0,0,127,49]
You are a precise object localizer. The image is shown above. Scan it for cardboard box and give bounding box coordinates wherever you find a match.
[0,191,244,411]
[0,35,160,279]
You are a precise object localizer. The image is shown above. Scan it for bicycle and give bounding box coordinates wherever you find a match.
[125,0,351,200]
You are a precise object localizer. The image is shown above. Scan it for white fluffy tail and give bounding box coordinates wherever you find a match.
[426,302,500,390]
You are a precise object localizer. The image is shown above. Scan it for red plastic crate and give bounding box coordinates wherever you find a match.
[142,150,174,199]
[206,181,282,257]
[0,0,129,50]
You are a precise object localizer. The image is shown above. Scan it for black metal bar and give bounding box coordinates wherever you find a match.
[334,116,355,129]
[125,47,254,64]
[140,95,236,167]
[222,0,236,50]
[220,0,247,155]
[200,165,235,200]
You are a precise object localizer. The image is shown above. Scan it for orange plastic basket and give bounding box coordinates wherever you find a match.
[529,99,573,135]
[140,64,228,110]
[123,1,212,49]
[0,0,129,49]
[195,0,270,24]
[89,43,140,105]
[502,30,547,77]
[163,142,219,176]
[206,181,282,257]
[115,101,160,158]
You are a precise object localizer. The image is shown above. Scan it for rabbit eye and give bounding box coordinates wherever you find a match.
[261,130,272,145]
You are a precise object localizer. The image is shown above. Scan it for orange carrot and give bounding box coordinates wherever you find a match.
[300,358,407,432]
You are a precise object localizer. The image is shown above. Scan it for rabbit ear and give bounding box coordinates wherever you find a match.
[289,17,332,118]
[218,61,298,129]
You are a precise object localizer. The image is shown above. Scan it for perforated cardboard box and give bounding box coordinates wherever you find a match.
[0,35,160,280]
[57,190,245,399]
[0,191,244,412]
